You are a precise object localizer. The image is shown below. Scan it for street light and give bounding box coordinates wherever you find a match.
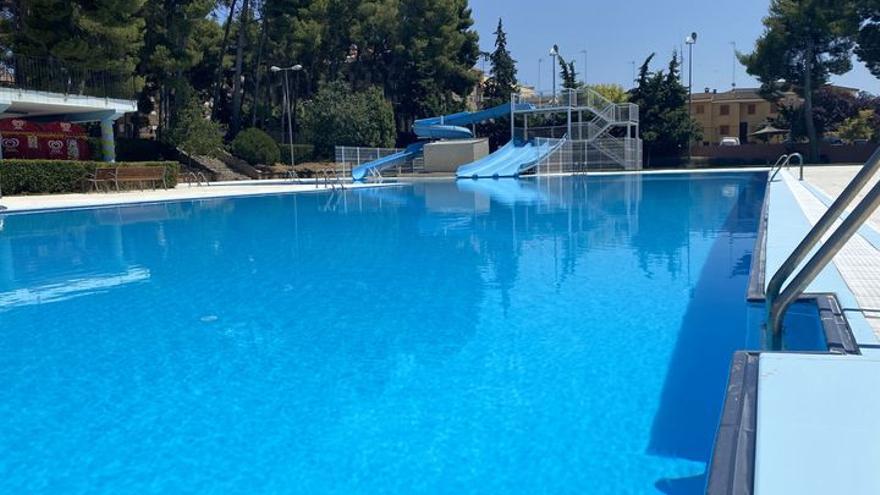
[685,32,697,161]
[579,50,588,87]
[270,64,304,168]
[549,45,559,101]
[538,58,543,94]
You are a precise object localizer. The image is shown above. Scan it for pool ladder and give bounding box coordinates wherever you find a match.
[769,152,804,182]
[766,146,880,341]
[316,169,345,190]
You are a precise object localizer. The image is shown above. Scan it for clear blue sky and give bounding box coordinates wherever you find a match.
[469,0,878,95]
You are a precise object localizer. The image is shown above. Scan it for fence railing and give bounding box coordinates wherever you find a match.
[334,145,407,177]
[534,138,643,174]
[512,87,640,123]
[0,53,137,100]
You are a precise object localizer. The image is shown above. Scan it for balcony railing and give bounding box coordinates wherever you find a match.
[0,54,137,100]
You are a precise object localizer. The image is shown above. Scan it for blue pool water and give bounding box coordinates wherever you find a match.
[1,173,782,493]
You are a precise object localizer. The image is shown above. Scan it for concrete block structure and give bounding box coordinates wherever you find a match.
[424,139,489,173]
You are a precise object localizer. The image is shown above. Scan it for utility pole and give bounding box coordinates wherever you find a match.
[686,32,698,161]
[731,41,737,89]
[271,64,304,168]
[580,50,588,87]
[550,45,559,102]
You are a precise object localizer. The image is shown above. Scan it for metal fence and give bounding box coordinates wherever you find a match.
[534,138,643,174]
[0,54,137,100]
[334,145,425,177]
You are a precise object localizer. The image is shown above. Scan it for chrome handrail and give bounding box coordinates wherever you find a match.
[183,171,210,187]
[766,146,880,338]
[316,169,345,190]
[769,153,804,182]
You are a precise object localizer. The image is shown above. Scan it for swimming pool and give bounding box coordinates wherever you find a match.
[1,173,777,493]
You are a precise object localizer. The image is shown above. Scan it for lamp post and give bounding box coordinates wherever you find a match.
[538,58,543,95]
[685,32,697,161]
[730,41,737,89]
[270,64,304,168]
[580,50,588,87]
[549,45,559,102]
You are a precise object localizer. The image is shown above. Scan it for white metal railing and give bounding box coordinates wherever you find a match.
[334,146,403,177]
[532,138,643,174]
[512,87,639,124]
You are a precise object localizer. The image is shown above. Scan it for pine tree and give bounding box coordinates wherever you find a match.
[854,0,880,78]
[629,52,701,166]
[140,0,218,138]
[483,18,517,108]
[739,0,857,161]
[558,56,578,90]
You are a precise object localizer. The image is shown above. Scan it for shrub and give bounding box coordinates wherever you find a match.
[0,160,180,195]
[166,98,223,158]
[231,128,281,165]
[302,81,395,159]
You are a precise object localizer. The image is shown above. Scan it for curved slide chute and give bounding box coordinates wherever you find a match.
[350,103,530,180]
[351,142,425,181]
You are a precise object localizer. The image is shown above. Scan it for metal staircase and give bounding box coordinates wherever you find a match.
[512,87,641,170]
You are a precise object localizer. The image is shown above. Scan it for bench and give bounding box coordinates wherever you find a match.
[86,166,167,192]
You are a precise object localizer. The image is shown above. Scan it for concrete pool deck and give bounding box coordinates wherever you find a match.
[754,169,880,495]
[0,179,393,213]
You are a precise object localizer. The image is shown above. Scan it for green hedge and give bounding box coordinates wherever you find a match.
[0,160,180,195]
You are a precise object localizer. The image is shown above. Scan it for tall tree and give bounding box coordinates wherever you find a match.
[482,18,517,108]
[558,56,578,90]
[12,0,145,74]
[629,52,701,166]
[390,0,479,138]
[140,0,218,138]
[739,0,857,161]
[228,0,252,137]
[854,0,880,78]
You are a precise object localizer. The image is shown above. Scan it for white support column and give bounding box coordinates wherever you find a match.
[99,112,125,163]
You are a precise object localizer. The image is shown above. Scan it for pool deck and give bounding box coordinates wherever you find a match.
[0,179,390,213]
[755,168,880,495]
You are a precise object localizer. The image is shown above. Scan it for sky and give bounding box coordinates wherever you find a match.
[468,0,879,95]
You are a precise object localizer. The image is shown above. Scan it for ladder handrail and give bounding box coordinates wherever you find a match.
[766,146,880,336]
[769,153,805,182]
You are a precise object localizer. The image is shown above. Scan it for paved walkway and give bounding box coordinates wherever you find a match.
[0,179,387,213]
[782,170,880,336]
[801,165,880,232]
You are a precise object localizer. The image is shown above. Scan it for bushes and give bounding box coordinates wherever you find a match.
[0,160,179,195]
[231,128,281,165]
[302,81,395,159]
[166,98,224,158]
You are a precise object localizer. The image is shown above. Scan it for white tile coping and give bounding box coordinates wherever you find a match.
[0,180,399,214]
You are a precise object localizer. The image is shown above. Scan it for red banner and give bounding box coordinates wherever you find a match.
[1,119,91,160]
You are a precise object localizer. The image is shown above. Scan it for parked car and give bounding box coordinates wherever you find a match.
[719,137,741,146]
[822,136,844,146]
[852,139,869,145]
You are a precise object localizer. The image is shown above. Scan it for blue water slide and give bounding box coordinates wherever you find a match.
[351,142,425,181]
[351,103,532,180]
[412,103,528,140]
[455,138,565,179]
